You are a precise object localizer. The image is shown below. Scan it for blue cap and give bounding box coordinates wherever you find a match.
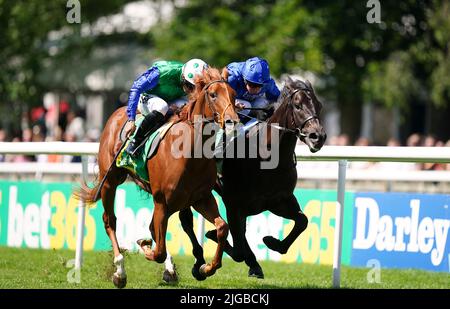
[242,57,270,85]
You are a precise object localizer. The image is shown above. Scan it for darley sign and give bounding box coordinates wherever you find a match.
[352,193,449,272]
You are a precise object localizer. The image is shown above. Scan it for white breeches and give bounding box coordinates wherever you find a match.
[138,94,188,116]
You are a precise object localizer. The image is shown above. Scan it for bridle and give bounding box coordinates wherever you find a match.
[260,87,319,139]
[287,88,319,138]
[191,79,233,128]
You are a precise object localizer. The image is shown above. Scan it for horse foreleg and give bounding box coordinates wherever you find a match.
[192,194,228,278]
[136,228,176,283]
[209,209,264,279]
[179,208,207,281]
[205,229,235,257]
[144,203,168,263]
[226,207,249,263]
[243,239,264,279]
[263,195,308,254]
[205,209,246,263]
[162,251,178,284]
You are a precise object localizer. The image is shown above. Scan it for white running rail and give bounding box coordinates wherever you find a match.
[1,142,449,288]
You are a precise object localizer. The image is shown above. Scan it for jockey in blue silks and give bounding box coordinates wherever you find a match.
[223,56,280,118]
[214,57,280,168]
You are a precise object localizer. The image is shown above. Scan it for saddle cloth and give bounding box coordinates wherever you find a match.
[116,116,174,182]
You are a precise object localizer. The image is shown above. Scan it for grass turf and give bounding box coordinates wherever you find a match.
[0,247,448,289]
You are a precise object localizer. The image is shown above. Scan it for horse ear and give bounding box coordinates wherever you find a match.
[285,76,294,88]
[221,67,229,80]
[306,79,312,88]
[195,68,208,89]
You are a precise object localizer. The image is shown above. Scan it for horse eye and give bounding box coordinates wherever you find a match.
[209,92,217,99]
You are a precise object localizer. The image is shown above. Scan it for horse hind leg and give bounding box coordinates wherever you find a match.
[192,194,228,278]
[179,208,207,281]
[101,176,128,288]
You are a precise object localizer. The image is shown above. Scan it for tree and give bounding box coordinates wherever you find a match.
[362,0,450,139]
[155,0,445,140]
[0,0,135,133]
[154,0,325,74]
[427,0,450,108]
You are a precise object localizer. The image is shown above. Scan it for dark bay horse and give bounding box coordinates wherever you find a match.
[77,68,239,288]
[175,77,326,279]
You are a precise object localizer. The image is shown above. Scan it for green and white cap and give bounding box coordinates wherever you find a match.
[182,58,208,85]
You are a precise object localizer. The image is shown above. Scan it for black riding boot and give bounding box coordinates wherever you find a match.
[126,110,165,157]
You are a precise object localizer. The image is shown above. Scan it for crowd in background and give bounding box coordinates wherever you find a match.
[0,101,99,164]
[0,102,449,171]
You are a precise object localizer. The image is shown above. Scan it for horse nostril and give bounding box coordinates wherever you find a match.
[308,132,319,142]
[225,119,236,131]
[225,119,235,126]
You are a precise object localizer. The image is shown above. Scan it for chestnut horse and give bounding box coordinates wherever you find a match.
[173,77,326,279]
[77,68,239,288]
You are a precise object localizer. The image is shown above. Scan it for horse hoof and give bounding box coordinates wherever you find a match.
[112,275,127,289]
[136,238,152,248]
[200,263,217,277]
[248,267,264,279]
[192,265,207,281]
[263,236,287,254]
[163,269,178,284]
[205,230,217,242]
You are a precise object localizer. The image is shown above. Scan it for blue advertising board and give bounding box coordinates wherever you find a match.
[351,192,450,272]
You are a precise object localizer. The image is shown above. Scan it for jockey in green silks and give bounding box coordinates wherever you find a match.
[124,59,208,157]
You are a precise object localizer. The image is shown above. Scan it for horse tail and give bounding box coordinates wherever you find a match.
[72,178,102,204]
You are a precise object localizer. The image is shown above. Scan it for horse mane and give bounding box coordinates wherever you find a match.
[276,79,313,109]
[176,67,223,122]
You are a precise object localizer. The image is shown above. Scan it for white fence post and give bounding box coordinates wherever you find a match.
[75,156,88,269]
[197,214,205,247]
[333,160,347,288]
